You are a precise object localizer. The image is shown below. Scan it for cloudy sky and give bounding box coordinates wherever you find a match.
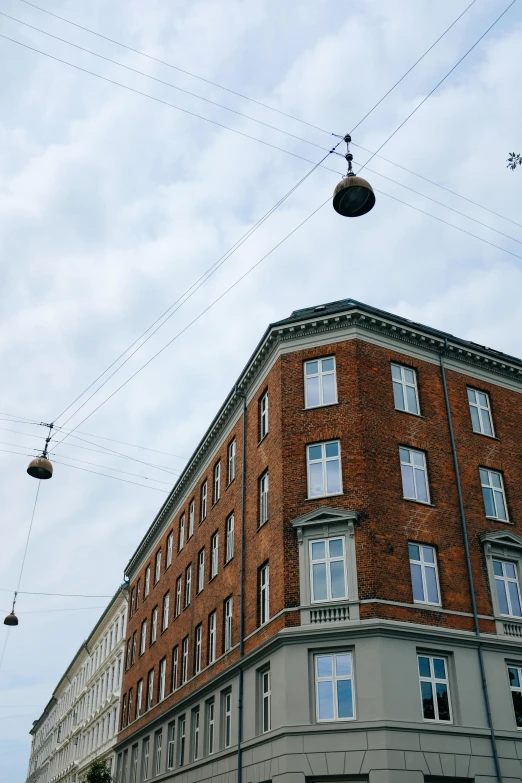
[0,0,521,778]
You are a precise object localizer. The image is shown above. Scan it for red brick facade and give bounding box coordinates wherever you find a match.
[119,309,522,741]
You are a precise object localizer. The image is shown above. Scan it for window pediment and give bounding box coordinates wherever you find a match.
[291,506,358,544]
[481,530,522,552]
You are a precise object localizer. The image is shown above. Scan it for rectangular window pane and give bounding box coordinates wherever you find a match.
[393,380,405,410]
[420,680,435,719]
[317,681,334,720]
[436,682,450,721]
[470,405,481,432]
[312,563,328,602]
[401,464,415,498]
[410,563,424,602]
[316,656,332,678]
[425,567,439,604]
[405,385,419,415]
[496,579,510,615]
[329,560,347,599]
[337,679,353,719]
[325,459,341,494]
[309,462,324,496]
[508,581,522,617]
[322,373,336,404]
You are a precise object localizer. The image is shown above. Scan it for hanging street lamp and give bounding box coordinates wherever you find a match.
[333,134,375,218]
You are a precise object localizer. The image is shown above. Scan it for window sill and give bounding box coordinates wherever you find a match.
[485,515,512,524]
[226,477,236,488]
[303,402,340,411]
[257,520,269,531]
[403,498,434,507]
[223,557,234,568]
[413,600,442,609]
[209,574,218,583]
[472,431,499,441]
[212,500,220,508]
[258,434,269,447]
[306,492,343,501]
[394,408,424,419]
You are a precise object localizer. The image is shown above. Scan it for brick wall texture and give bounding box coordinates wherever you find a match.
[118,334,522,740]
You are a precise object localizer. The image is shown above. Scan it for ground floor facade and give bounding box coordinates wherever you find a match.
[115,620,522,783]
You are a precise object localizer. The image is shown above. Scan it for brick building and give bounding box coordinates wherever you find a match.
[115,298,522,783]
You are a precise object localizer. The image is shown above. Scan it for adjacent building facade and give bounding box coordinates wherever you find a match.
[26,587,128,783]
[64,298,522,783]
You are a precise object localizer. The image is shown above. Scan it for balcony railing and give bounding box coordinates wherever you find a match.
[503,620,522,638]
[309,603,351,624]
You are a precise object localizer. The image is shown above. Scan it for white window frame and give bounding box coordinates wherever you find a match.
[417,654,452,723]
[261,669,271,733]
[494,559,522,618]
[315,652,355,723]
[151,607,158,645]
[223,691,232,748]
[309,537,348,603]
[468,387,495,436]
[140,621,147,655]
[179,514,185,551]
[167,722,175,770]
[178,716,186,767]
[400,447,430,504]
[166,532,173,568]
[198,549,205,593]
[188,500,195,538]
[259,471,269,526]
[162,593,170,632]
[260,392,269,440]
[408,543,441,606]
[181,638,189,684]
[185,565,192,607]
[208,611,217,664]
[206,700,215,754]
[144,566,150,598]
[259,564,270,626]
[391,363,420,415]
[192,708,200,761]
[226,514,235,562]
[172,646,179,691]
[146,670,154,711]
[175,577,182,617]
[154,550,161,585]
[195,625,202,675]
[228,440,236,484]
[159,658,166,702]
[507,666,522,730]
[136,680,143,718]
[480,468,509,522]
[141,738,150,781]
[304,356,337,409]
[135,580,141,610]
[211,533,219,579]
[201,481,207,522]
[213,461,221,504]
[307,440,342,498]
[224,597,233,652]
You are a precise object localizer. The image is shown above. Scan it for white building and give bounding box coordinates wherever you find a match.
[26,586,128,783]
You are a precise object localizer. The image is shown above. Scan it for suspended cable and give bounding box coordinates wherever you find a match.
[349,0,477,133]
[45,452,174,485]
[16,482,41,594]
[49,151,336,432]
[355,0,518,177]
[0,589,114,598]
[0,606,106,614]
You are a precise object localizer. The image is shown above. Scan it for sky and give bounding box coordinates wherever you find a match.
[0,0,521,778]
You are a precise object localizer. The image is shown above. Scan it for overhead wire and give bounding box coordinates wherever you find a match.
[0,606,106,614]
[0,589,114,598]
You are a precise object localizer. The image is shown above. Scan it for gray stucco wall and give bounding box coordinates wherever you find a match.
[114,621,522,783]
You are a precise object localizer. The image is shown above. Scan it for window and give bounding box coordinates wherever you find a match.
[206,700,215,755]
[135,580,141,611]
[307,441,342,498]
[130,745,138,783]
[181,637,189,684]
[184,565,192,607]
[213,461,221,503]
[259,471,269,526]
[261,669,271,733]
[315,652,354,721]
[223,691,232,748]
[200,481,207,522]
[418,655,451,722]
[150,607,158,645]
[141,738,150,782]
[127,688,133,725]
[192,708,200,760]
[126,639,132,670]
[480,468,508,521]
[391,363,419,415]
[167,722,175,770]
[409,544,440,605]
[121,693,127,729]
[198,549,205,593]
[228,439,236,484]
[179,514,185,551]
[508,666,522,728]
[144,566,150,599]
[211,533,219,578]
[178,716,186,767]
[171,646,179,691]
[494,560,522,617]
[153,730,162,777]
[175,577,182,617]
[131,632,137,665]
[259,391,269,439]
[195,625,202,675]
[136,680,143,719]
[226,514,234,562]
[208,610,217,664]
[400,447,429,503]
[146,670,154,712]
[162,593,170,632]
[154,550,161,585]
[304,356,337,408]
[158,658,166,702]
[468,388,494,436]
[188,500,194,538]
[166,532,173,568]
[224,597,233,652]
[310,537,347,602]
[259,564,270,626]
[130,588,135,617]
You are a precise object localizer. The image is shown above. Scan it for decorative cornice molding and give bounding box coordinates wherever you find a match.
[480,530,522,551]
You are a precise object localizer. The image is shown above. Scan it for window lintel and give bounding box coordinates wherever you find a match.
[291,506,358,543]
[481,530,522,554]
